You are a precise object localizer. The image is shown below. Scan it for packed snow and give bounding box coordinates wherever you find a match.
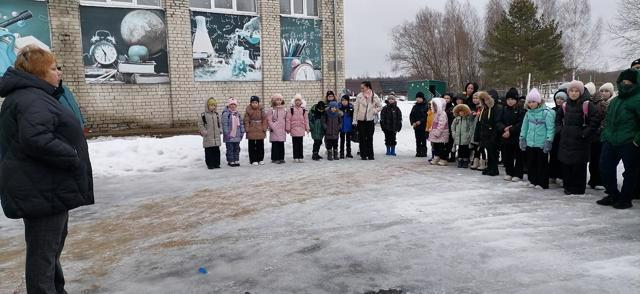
[1,101,638,293]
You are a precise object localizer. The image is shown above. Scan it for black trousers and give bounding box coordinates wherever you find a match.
[473,144,487,160]
[271,142,285,161]
[526,147,549,189]
[485,141,500,174]
[600,142,640,204]
[292,136,304,159]
[339,132,352,155]
[432,142,447,158]
[563,162,588,194]
[248,139,264,163]
[414,128,427,156]
[502,141,523,178]
[358,120,375,159]
[588,141,602,188]
[549,138,563,180]
[204,146,221,168]
[325,138,338,150]
[457,145,470,159]
[312,139,323,153]
[24,211,69,294]
[383,130,397,146]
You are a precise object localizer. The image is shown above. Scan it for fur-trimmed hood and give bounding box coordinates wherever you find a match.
[478,91,495,108]
[453,104,471,117]
[290,97,308,109]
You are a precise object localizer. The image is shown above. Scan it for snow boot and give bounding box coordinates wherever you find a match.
[390,146,397,156]
[312,152,320,161]
[470,158,480,170]
[327,151,334,161]
[456,159,463,168]
[346,153,353,158]
[430,156,441,165]
[437,159,447,166]
[461,159,470,168]
[386,146,391,156]
[596,196,615,206]
[333,149,339,161]
[478,159,487,171]
[340,151,345,159]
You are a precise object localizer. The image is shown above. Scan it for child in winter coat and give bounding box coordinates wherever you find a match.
[443,93,456,162]
[325,90,337,104]
[428,97,450,166]
[323,101,344,161]
[519,88,555,189]
[286,94,310,163]
[556,80,601,195]
[451,104,476,168]
[309,101,326,161]
[497,88,526,181]
[410,91,429,157]
[198,97,222,169]
[222,98,245,167]
[550,89,567,186]
[470,92,486,170]
[380,95,403,156]
[339,95,354,158]
[477,91,501,176]
[267,94,288,164]
[244,95,268,166]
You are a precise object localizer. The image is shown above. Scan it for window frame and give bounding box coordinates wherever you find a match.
[189,0,258,15]
[79,0,163,10]
[280,0,320,19]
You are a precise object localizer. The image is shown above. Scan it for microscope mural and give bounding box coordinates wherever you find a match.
[191,11,261,82]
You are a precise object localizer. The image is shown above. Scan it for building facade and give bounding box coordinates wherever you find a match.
[1,0,344,132]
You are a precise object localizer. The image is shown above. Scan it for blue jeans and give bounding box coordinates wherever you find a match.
[600,142,640,203]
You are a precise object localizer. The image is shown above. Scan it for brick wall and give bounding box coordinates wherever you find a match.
[42,0,345,133]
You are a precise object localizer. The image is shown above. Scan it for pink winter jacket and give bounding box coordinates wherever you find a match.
[267,106,288,142]
[286,105,310,137]
[429,97,450,143]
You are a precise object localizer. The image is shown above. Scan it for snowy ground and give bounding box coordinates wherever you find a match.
[1,101,638,293]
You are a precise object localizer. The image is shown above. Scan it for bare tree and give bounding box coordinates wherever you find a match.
[535,0,559,21]
[557,0,603,72]
[389,0,482,92]
[610,0,640,61]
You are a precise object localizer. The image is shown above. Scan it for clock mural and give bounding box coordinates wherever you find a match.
[79,5,169,84]
[280,17,322,81]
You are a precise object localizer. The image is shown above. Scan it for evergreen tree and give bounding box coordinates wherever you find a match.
[480,0,565,88]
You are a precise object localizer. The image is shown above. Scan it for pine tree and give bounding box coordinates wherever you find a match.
[480,0,565,88]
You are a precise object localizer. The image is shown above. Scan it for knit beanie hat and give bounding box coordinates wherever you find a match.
[554,91,568,101]
[599,83,615,94]
[584,82,596,97]
[526,88,542,103]
[631,58,640,68]
[250,95,260,103]
[227,97,238,106]
[505,88,519,100]
[567,80,585,95]
[341,94,350,101]
[207,98,217,107]
[620,69,637,83]
[328,101,340,110]
[326,90,335,98]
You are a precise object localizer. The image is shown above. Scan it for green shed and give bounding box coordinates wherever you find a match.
[407,80,448,101]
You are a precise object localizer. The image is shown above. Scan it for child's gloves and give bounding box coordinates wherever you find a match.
[519,138,527,151]
[543,140,552,154]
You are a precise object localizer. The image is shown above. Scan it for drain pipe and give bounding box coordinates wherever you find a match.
[333,0,339,93]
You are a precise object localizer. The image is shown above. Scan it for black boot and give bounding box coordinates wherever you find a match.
[312,152,320,161]
[596,195,615,206]
[462,159,470,168]
[340,151,345,159]
[327,151,334,161]
[346,153,353,158]
[448,152,456,162]
[333,149,339,160]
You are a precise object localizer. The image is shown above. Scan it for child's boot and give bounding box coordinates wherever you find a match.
[312,152,320,161]
[327,150,334,161]
[478,159,487,171]
[333,149,339,160]
[470,158,479,169]
[430,156,441,165]
[391,146,397,156]
[385,146,391,156]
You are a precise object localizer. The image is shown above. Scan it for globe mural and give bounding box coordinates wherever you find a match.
[120,10,166,56]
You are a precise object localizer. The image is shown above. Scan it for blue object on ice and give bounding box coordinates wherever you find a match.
[198,267,208,274]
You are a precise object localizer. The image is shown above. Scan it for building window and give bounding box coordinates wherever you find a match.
[280,0,318,17]
[80,0,161,8]
[189,0,257,13]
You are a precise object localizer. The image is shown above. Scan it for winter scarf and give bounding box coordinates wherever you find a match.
[230,110,240,138]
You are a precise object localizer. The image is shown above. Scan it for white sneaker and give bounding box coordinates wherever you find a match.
[534,185,544,190]
[595,186,606,191]
[504,175,513,181]
[258,161,265,165]
[252,162,259,166]
[511,177,521,182]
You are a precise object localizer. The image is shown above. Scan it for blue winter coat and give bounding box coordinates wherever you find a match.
[520,105,555,148]
[58,84,85,128]
[340,103,354,132]
[222,108,245,143]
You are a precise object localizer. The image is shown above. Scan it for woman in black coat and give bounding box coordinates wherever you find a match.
[478,91,502,176]
[0,47,94,293]
[556,80,601,195]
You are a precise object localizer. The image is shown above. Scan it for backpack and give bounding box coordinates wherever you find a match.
[562,101,589,126]
[0,29,17,77]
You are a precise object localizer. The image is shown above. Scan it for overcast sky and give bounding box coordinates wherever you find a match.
[344,0,626,78]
